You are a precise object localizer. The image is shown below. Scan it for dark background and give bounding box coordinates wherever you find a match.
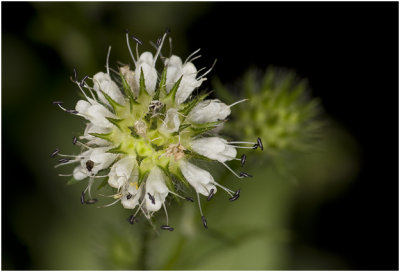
[2,2,398,270]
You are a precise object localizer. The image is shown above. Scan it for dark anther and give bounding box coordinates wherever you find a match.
[252,143,258,149]
[207,189,215,201]
[229,189,240,202]
[124,28,129,34]
[257,137,263,151]
[239,172,253,178]
[72,136,77,145]
[185,197,194,202]
[81,191,85,204]
[156,37,162,47]
[73,68,78,82]
[52,101,64,105]
[86,160,94,172]
[240,154,246,167]
[128,215,136,224]
[50,148,59,158]
[127,193,132,200]
[80,75,88,87]
[148,193,155,204]
[85,198,98,204]
[160,225,174,231]
[165,27,171,34]
[131,35,143,45]
[58,158,70,163]
[201,216,208,229]
[66,109,79,114]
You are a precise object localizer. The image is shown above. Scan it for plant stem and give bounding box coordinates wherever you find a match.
[138,225,150,270]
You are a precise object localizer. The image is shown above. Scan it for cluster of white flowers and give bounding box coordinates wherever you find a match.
[52,30,262,230]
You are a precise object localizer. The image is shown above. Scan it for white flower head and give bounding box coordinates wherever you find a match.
[53,29,262,231]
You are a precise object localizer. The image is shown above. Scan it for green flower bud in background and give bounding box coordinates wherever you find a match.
[214,68,323,158]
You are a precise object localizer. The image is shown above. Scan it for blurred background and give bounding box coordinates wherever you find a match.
[2,2,398,270]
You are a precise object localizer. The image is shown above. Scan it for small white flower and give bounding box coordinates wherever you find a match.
[121,178,143,210]
[119,65,137,97]
[134,52,158,95]
[93,72,125,106]
[73,165,87,181]
[144,167,169,212]
[180,160,217,196]
[75,100,116,128]
[108,156,135,189]
[165,55,182,88]
[81,123,111,146]
[72,148,95,180]
[160,108,181,134]
[165,55,204,104]
[190,137,237,163]
[188,99,231,124]
[77,147,115,174]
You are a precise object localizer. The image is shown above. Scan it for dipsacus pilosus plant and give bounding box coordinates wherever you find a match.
[52,29,263,230]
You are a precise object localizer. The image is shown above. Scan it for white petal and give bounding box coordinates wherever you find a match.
[135,63,158,95]
[179,161,217,196]
[87,104,115,128]
[121,184,143,209]
[165,55,182,68]
[191,137,236,162]
[138,52,154,66]
[134,52,157,95]
[175,79,201,105]
[90,147,117,174]
[175,65,203,104]
[145,167,169,212]
[115,157,135,179]
[120,66,137,97]
[86,138,109,146]
[73,166,87,180]
[93,72,125,106]
[165,55,183,92]
[188,99,231,124]
[80,124,110,146]
[160,108,181,134]
[75,100,91,114]
[86,123,111,135]
[108,176,123,189]
[182,62,197,75]
[80,124,111,146]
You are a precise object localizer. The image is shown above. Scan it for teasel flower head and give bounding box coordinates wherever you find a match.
[214,68,322,157]
[52,30,261,230]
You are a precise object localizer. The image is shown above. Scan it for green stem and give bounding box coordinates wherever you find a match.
[138,225,150,270]
[163,236,186,270]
